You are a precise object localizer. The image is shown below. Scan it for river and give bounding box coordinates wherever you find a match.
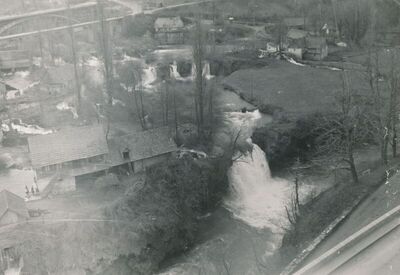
[132,48,313,274]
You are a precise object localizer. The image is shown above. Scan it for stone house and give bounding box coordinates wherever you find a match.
[0,190,29,227]
[304,36,328,60]
[113,126,177,173]
[154,17,185,45]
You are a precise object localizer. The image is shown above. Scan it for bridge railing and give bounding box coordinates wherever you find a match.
[293,205,400,275]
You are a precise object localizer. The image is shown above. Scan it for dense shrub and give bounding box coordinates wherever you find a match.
[102,156,229,274]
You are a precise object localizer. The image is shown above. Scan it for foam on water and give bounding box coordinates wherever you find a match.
[224,144,292,232]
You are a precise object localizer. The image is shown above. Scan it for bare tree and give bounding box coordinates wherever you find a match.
[366,49,400,163]
[118,62,146,129]
[192,16,205,136]
[314,72,371,183]
[66,0,81,115]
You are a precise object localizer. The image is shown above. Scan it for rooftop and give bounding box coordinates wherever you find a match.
[112,126,177,163]
[0,190,29,220]
[28,124,109,168]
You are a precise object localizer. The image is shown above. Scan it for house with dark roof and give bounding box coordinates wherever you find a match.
[28,124,109,179]
[0,190,29,227]
[111,126,177,173]
[304,36,328,60]
[154,17,185,45]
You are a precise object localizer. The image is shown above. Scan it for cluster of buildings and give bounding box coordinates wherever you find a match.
[0,124,178,227]
[267,17,329,61]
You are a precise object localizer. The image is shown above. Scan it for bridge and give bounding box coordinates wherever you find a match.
[0,0,214,43]
[292,205,400,274]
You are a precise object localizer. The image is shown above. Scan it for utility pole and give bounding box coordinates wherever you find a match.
[67,0,81,116]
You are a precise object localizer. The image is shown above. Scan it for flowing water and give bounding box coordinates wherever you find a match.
[142,65,157,88]
[225,144,292,232]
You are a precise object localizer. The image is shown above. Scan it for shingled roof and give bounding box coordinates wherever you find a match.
[28,124,108,168]
[115,126,177,162]
[0,190,29,220]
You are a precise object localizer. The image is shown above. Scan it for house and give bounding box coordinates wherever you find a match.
[283,17,308,30]
[42,64,75,94]
[285,28,308,59]
[0,190,29,227]
[304,36,328,61]
[0,50,31,71]
[113,126,177,173]
[154,17,185,45]
[28,124,109,180]
[0,77,39,100]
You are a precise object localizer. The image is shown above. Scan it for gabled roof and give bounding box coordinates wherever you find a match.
[0,190,29,219]
[28,124,108,168]
[115,126,177,162]
[154,17,184,30]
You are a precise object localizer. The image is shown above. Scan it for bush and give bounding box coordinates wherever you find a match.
[102,156,229,274]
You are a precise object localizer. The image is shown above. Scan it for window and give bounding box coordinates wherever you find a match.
[123,149,130,160]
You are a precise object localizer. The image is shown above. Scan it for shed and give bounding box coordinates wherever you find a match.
[0,190,29,227]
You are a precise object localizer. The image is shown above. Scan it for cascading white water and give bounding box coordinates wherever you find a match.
[142,65,157,88]
[202,61,213,80]
[225,144,292,232]
[170,61,183,80]
[190,62,197,80]
[222,110,292,232]
[189,61,213,81]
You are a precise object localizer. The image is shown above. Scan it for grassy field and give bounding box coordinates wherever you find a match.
[223,60,368,117]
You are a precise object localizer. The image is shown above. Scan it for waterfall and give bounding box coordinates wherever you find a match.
[190,62,197,80]
[189,61,213,80]
[170,61,183,80]
[225,144,291,232]
[202,61,213,80]
[222,110,292,232]
[142,65,157,88]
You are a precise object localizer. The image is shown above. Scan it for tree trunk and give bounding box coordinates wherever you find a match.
[348,152,358,184]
